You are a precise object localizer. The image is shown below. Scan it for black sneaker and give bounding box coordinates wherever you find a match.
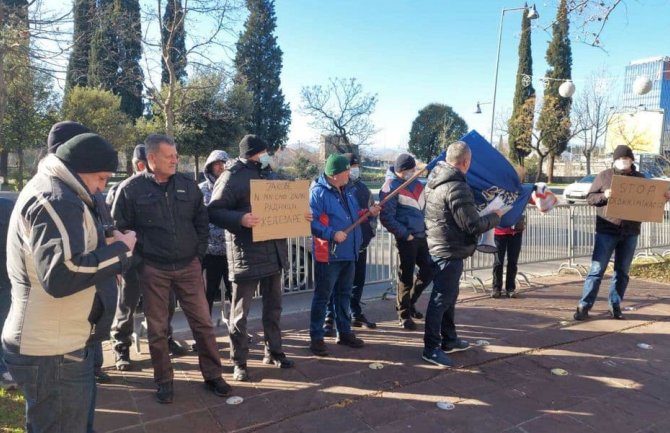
[573,305,590,321]
[609,304,625,320]
[204,377,231,397]
[336,333,364,348]
[410,307,424,320]
[441,339,470,354]
[168,338,189,357]
[156,380,173,404]
[263,352,295,368]
[323,321,336,337]
[310,339,329,357]
[352,315,377,329]
[491,290,502,299]
[233,365,250,382]
[95,370,112,384]
[399,318,417,331]
[114,346,131,371]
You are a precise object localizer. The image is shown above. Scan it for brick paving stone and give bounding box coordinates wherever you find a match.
[142,409,223,433]
[513,413,598,433]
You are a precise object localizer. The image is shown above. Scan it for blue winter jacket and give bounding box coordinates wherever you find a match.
[310,174,362,263]
[379,166,427,240]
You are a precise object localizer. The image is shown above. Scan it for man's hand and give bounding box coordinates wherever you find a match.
[492,208,505,217]
[113,230,136,252]
[304,211,313,222]
[604,189,612,198]
[368,204,381,217]
[241,212,261,228]
[406,234,415,241]
[333,231,347,243]
[664,190,670,200]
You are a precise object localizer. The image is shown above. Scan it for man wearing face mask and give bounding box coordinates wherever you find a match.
[379,153,433,331]
[573,145,670,321]
[323,154,378,332]
[208,135,295,381]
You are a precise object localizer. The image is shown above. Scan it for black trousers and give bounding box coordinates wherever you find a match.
[492,232,523,292]
[202,254,232,316]
[396,237,433,320]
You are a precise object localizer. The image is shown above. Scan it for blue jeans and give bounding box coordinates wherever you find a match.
[423,257,462,353]
[326,248,368,320]
[579,232,638,309]
[3,345,95,433]
[310,261,355,340]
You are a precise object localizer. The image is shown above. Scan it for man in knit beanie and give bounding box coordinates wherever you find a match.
[308,154,380,357]
[47,120,91,154]
[573,144,670,321]
[2,131,136,432]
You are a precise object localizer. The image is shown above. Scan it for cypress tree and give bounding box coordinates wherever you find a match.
[161,0,187,85]
[115,0,144,120]
[507,4,535,165]
[65,0,96,91]
[88,0,120,91]
[537,0,573,180]
[234,0,291,152]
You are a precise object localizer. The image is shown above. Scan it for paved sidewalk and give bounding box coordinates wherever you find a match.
[95,275,670,433]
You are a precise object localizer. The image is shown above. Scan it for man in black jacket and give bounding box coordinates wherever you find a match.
[573,145,670,321]
[112,134,230,403]
[422,141,501,368]
[208,135,294,382]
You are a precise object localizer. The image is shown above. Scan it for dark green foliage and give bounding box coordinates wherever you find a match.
[234,0,291,152]
[161,0,187,85]
[408,103,468,163]
[65,0,96,91]
[116,0,144,120]
[508,6,535,165]
[88,0,119,92]
[537,0,573,158]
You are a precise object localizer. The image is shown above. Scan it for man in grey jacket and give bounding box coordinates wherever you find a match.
[422,141,502,368]
[1,133,136,432]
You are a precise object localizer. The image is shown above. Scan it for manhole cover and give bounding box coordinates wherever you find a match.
[637,343,653,350]
[368,362,384,370]
[226,396,244,405]
[475,340,490,346]
[436,401,455,410]
[551,368,569,376]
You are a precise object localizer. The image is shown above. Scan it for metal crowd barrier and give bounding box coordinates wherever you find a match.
[280,202,670,295]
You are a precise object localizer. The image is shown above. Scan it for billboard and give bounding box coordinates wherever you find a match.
[605,110,664,155]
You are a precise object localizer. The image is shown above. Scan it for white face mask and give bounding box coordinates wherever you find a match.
[259,152,272,169]
[402,170,416,181]
[614,159,632,171]
[349,167,360,180]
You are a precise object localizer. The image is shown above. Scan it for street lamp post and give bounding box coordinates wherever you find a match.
[490,4,539,147]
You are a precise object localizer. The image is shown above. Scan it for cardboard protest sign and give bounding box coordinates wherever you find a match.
[606,175,669,223]
[250,180,311,241]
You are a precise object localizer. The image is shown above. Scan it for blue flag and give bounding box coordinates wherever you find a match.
[426,130,534,228]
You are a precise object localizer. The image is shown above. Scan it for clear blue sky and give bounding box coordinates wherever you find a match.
[274,0,670,154]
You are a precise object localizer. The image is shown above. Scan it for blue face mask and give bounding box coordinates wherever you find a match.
[259,152,272,169]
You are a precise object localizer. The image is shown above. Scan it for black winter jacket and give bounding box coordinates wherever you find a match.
[112,171,209,270]
[586,167,644,236]
[207,159,288,281]
[424,162,500,259]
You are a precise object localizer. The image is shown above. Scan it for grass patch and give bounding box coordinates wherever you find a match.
[0,388,25,433]
[630,256,670,283]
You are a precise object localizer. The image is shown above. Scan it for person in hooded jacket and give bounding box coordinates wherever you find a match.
[199,149,233,315]
[379,153,433,331]
[573,145,670,321]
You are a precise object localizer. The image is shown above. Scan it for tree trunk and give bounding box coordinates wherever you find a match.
[535,155,546,182]
[17,147,24,189]
[0,150,8,188]
[585,153,591,175]
[546,154,555,184]
[194,154,199,180]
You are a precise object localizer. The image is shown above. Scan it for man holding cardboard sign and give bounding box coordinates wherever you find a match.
[574,145,670,321]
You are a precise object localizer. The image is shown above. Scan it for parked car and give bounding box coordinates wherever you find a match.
[563,174,596,204]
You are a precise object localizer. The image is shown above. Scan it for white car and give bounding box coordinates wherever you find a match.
[563,174,596,204]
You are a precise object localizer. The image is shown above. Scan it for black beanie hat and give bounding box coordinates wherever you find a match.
[133,144,147,162]
[55,133,118,173]
[239,134,268,158]
[395,153,416,172]
[613,145,634,161]
[47,121,91,154]
[344,153,360,166]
